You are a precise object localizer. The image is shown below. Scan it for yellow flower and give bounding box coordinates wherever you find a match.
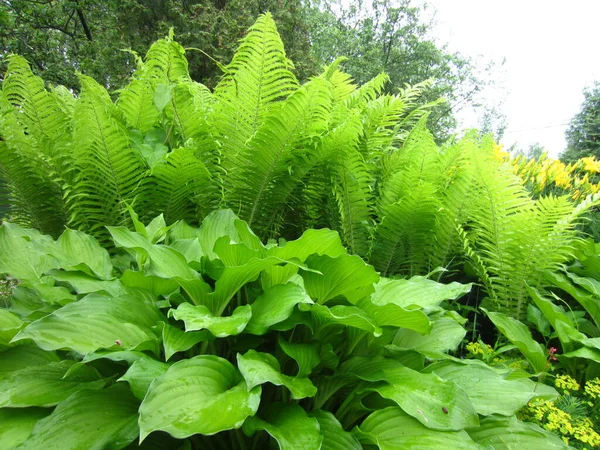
[581,156,600,173]
[584,378,600,399]
[555,374,580,392]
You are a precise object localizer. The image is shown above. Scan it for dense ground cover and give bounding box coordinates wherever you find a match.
[1,13,600,449]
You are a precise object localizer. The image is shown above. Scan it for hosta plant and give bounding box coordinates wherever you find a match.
[0,210,568,449]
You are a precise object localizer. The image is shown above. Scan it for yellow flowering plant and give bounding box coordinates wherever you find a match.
[519,375,600,449]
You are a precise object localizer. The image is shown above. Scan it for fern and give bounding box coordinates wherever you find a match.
[211,13,299,184]
[139,146,211,224]
[68,75,146,241]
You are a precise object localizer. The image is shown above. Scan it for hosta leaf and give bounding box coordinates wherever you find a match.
[243,403,322,450]
[0,407,50,449]
[169,239,204,268]
[546,271,600,329]
[278,338,320,377]
[372,276,472,310]
[0,360,105,407]
[0,309,22,347]
[12,294,161,354]
[198,210,264,260]
[302,254,378,304]
[309,303,381,336]
[388,317,465,356]
[107,226,199,281]
[49,270,125,296]
[467,415,567,449]
[268,228,347,262]
[425,360,557,416]
[0,345,59,377]
[309,410,361,450]
[562,346,600,363]
[139,355,261,440]
[355,407,479,450]
[237,350,317,399]
[161,323,210,361]
[527,285,587,345]
[0,223,58,282]
[119,358,170,400]
[483,308,547,373]
[260,264,300,289]
[19,384,139,450]
[120,270,180,297]
[356,298,431,334]
[169,303,251,337]
[54,228,113,279]
[246,283,313,335]
[373,366,478,431]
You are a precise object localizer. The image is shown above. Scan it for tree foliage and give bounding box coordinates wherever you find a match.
[562,81,600,162]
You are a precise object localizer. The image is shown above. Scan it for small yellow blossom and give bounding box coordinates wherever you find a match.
[581,156,600,173]
[555,374,580,392]
[584,377,600,399]
[466,341,493,357]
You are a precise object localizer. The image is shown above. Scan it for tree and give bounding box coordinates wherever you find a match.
[561,81,600,162]
[0,0,317,90]
[305,0,499,142]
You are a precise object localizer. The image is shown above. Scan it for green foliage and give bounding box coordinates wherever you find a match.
[562,81,600,162]
[1,13,596,323]
[0,211,566,449]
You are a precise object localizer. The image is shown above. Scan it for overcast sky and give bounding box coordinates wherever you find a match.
[416,0,600,157]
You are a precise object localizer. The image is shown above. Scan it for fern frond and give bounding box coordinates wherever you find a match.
[166,81,213,142]
[68,75,146,240]
[139,146,211,224]
[116,64,160,133]
[2,55,70,157]
[369,182,441,276]
[0,93,66,236]
[227,76,331,237]
[144,34,191,83]
[211,13,299,178]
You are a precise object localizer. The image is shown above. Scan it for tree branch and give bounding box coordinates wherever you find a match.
[74,1,92,41]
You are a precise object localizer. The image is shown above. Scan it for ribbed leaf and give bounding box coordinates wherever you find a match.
[0,360,105,407]
[389,317,465,356]
[169,303,252,337]
[0,345,60,378]
[119,358,169,400]
[355,407,479,450]
[19,384,140,450]
[309,410,361,450]
[243,403,322,450]
[238,350,317,399]
[139,355,261,440]
[0,407,51,449]
[425,360,557,415]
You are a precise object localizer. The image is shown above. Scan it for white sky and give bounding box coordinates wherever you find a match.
[417,0,600,157]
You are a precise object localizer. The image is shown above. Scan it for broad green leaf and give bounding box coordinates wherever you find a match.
[278,338,320,377]
[388,317,465,356]
[268,228,347,261]
[0,345,59,377]
[243,403,322,450]
[169,239,204,268]
[144,214,172,244]
[562,346,600,363]
[309,303,381,336]
[121,270,179,297]
[483,308,547,373]
[214,236,263,266]
[547,271,600,329]
[302,254,378,304]
[55,228,113,279]
[309,410,361,450]
[161,323,210,361]
[374,366,478,431]
[527,285,586,345]
[372,277,472,310]
[425,360,557,416]
[169,303,251,337]
[527,304,551,337]
[467,415,567,449]
[49,270,125,296]
[0,360,105,407]
[198,210,264,260]
[119,358,170,400]
[355,407,479,450]
[107,226,199,281]
[168,220,201,241]
[0,223,58,282]
[0,309,22,347]
[154,84,174,112]
[356,297,431,334]
[260,264,299,289]
[13,294,161,354]
[237,350,317,399]
[0,407,50,449]
[246,283,313,335]
[19,384,139,450]
[139,355,261,440]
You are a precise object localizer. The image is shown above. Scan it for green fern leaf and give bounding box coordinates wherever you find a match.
[68,74,146,240]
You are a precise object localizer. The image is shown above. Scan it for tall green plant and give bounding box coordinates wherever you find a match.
[0,211,565,449]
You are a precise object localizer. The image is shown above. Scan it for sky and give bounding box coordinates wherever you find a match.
[416,0,600,157]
